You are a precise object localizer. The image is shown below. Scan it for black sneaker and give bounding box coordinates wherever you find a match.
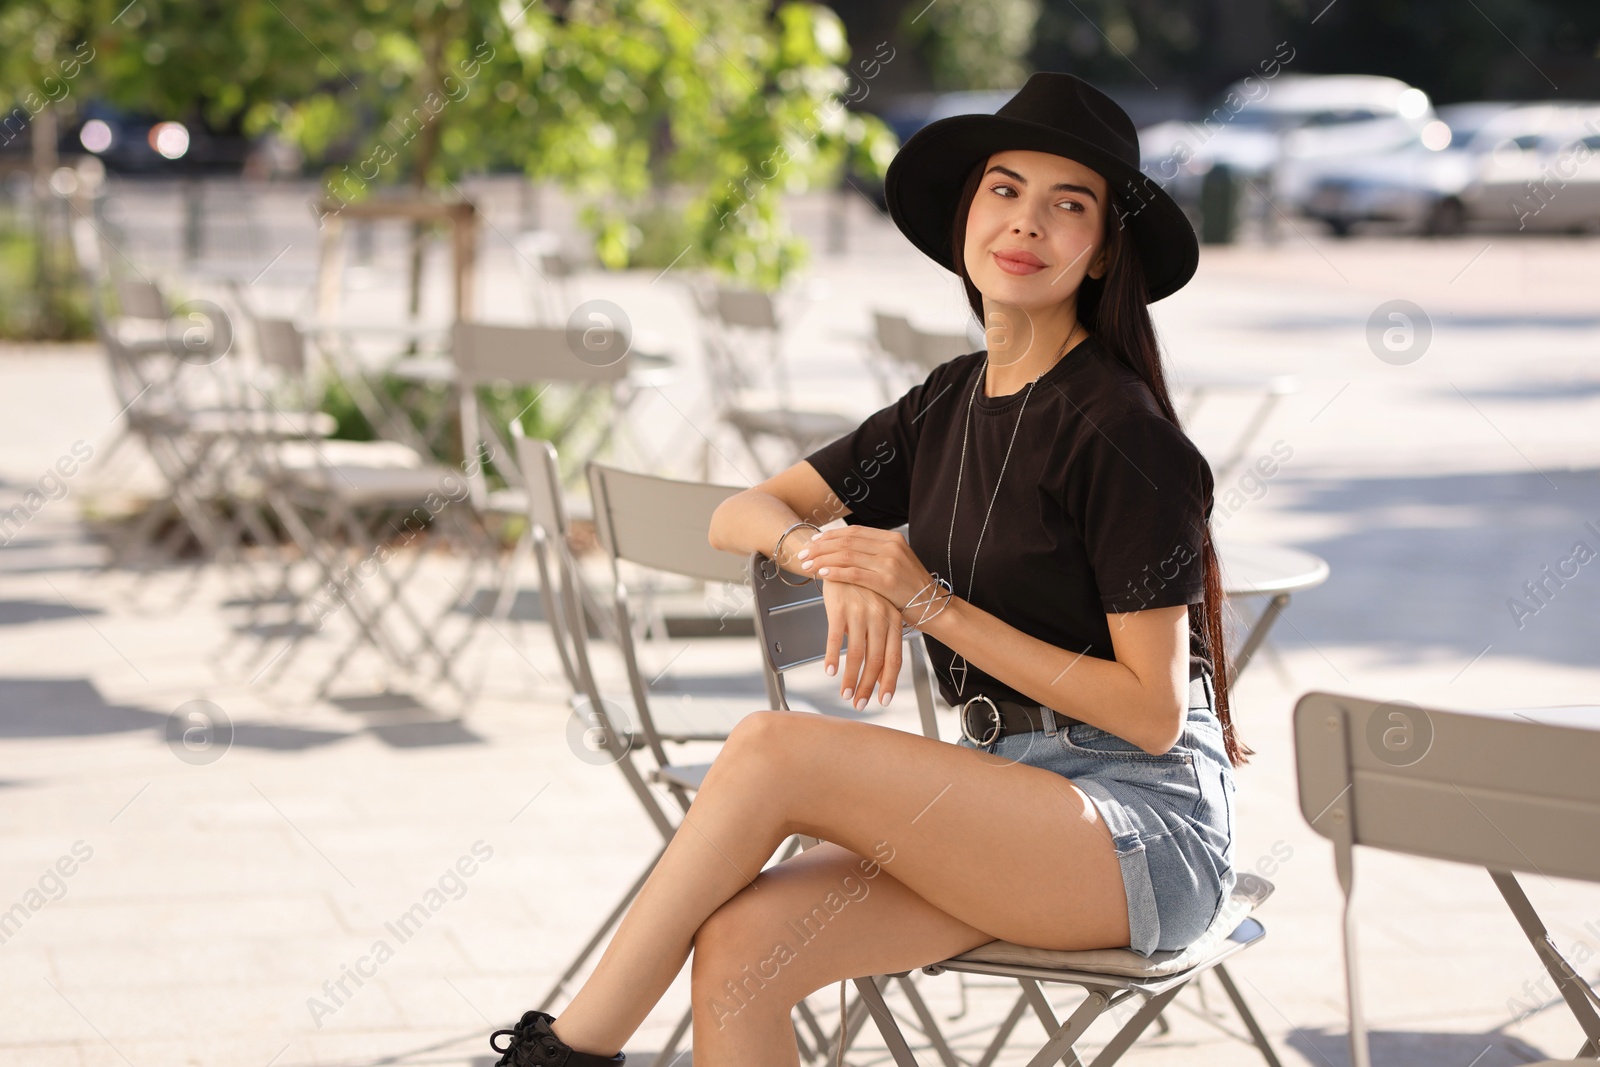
[488,1009,626,1066]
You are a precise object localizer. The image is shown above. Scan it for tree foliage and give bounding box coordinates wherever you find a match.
[2,0,899,290]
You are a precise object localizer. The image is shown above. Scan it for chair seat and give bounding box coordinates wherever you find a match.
[939,871,1276,980]
[389,355,457,383]
[651,763,711,792]
[274,439,427,471]
[284,461,459,505]
[484,486,594,524]
[186,409,339,439]
[726,407,858,440]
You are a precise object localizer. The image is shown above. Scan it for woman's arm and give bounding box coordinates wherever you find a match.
[796,525,1192,754]
[707,461,847,573]
[709,463,910,710]
[919,598,1192,756]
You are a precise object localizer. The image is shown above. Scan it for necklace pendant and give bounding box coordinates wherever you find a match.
[950,654,968,698]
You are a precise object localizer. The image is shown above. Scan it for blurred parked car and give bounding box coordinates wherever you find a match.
[1139,74,1436,211]
[1301,102,1600,235]
[64,102,251,175]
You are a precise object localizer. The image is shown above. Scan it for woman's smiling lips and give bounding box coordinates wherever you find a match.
[992,249,1046,275]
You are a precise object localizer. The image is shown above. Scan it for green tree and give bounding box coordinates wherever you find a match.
[4,0,897,304]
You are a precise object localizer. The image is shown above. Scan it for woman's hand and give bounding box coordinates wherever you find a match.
[795,527,935,710]
[817,581,904,711]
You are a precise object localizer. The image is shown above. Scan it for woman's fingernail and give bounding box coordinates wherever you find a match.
[841,687,853,701]
[855,696,867,711]
[818,567,829,576]
[801,560,813,569]
[881,691,892,706]
[796,548,808,559]
[826,663,836,677]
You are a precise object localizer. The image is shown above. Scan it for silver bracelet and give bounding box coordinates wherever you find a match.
[901,575,953,628]
[773,521,822,587]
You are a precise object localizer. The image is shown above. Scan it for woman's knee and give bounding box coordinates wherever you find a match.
[692,893,803,1021]
[713,710,805,799]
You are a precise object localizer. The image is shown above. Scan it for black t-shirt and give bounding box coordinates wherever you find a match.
[802,334,1215,709]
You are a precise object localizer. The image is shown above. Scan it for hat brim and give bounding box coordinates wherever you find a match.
[884,113,1199,303]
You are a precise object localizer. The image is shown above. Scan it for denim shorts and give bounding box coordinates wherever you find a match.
[955,670,1238,957]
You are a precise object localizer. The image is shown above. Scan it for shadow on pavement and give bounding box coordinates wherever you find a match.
[1287,1025,1565,1066]
[1274,467,1600,672]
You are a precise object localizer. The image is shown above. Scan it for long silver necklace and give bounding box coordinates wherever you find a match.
[944,324,1082,697]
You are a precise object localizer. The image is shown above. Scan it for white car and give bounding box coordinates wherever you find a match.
[1301,103,1600,235]
[1138,73,1435,209]
[1463,105,1600,232]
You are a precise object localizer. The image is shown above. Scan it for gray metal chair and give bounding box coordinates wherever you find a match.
[748,549,967,1065]
[748,557,1285,1067]
[446,320,636,666]
[240,315,487,698]
[691,281,858,479]
[522,455,826,1061]
[1294,691,1600,1067]
[585,462,758,789]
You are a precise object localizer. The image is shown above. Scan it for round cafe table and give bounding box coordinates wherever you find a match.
[1216,537,1331,693]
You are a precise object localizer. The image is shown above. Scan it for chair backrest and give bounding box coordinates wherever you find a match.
[585,462,747,585]
[451,321,630,388]
[714,287,779,332]
[1293,691,1600,1067]
[512,432,679,840]
[913,324,973,370]
[872,311,918,366]
[512,423,599,703]
[1294,691,1600,882]
[452,321,631,507]
[584,462,750,771]
[748,550,941,740]
[253,317,309,377]
[115,276,168,321]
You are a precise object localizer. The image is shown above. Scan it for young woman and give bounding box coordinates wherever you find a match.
[487,72,1250,1067]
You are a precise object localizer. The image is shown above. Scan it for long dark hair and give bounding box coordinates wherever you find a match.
[950,160,1251,768]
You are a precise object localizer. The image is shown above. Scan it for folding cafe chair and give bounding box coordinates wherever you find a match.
[518,454,842,1061]
[447,321,630,646]
[690,280,858,480]
[527,457,760,1044]
[747,552,1287,1067]
[236,315,490,698]
[1294,691,1600,1067]
[868,311,976,405]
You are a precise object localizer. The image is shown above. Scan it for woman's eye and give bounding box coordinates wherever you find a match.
[991,184,1083,213]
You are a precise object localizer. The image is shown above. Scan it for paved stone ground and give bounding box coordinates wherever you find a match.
[2,201,1599,1066]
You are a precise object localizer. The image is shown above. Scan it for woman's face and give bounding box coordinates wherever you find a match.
[962,149,1110,317]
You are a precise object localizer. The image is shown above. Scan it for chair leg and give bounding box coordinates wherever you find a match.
[1011,987,1119,1067]
[537,843,667,1013]
[792,996,831,1057]
[653,1003,694,1067]
[892,973,963,1067]
[852,975,922,1067]
[974,992,1031,1067]
[1489,870,1600,1053]
[1070,985,1175,1067]
[1210,963,1286,1067]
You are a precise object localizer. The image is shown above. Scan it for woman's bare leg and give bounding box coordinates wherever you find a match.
[690,840,1001,1065]
[548,709,1130,1059]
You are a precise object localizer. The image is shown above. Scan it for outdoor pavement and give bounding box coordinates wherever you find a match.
[2,189,1599,1066]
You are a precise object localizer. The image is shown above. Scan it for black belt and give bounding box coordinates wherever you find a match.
[959,695,1082,746]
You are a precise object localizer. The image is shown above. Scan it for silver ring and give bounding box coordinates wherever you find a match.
[959,695,1002,747]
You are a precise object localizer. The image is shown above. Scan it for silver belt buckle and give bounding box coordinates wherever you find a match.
[960,695,1003,746]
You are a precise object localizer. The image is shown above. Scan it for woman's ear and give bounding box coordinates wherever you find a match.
[1088,241,1111,281]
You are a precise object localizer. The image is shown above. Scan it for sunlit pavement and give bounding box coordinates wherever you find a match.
[2,206,1598,1064]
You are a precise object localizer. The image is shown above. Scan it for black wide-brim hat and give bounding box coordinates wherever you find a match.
[884,72,1199,303]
